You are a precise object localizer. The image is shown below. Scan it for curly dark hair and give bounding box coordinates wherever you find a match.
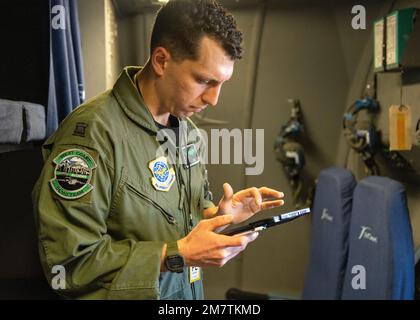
[150,0,243,61]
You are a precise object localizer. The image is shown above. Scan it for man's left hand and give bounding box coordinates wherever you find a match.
[216,183,284,225]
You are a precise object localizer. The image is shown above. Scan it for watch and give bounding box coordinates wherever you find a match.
[165,241,185,273]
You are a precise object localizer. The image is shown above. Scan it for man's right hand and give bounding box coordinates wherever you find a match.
[176,214,259,268]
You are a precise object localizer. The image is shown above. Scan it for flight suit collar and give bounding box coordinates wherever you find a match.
[112,66,159,133]
[112,66,197,147]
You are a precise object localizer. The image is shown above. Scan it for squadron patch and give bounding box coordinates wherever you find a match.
[49,149,97,199]
[148,156,175,192]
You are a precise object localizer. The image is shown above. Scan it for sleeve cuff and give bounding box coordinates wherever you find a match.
[107,240,164,299]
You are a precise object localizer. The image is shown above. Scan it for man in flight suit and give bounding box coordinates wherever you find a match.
[32,0,284,299]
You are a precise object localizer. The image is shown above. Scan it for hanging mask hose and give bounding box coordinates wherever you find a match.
[343,96,380,175]
[274,99,312,208]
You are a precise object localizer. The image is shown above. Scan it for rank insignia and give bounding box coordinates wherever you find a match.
[148,156,176,192]
[49,149,97,199]
[73,122,88,137]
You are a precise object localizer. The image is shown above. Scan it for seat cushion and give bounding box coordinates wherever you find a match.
[303,167,356,299]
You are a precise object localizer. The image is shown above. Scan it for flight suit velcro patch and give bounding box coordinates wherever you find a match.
[49,147,98,202]
[72,122,88,137]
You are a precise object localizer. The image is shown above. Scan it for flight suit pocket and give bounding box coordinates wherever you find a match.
[107,166,182,240]
[125,181,176,225]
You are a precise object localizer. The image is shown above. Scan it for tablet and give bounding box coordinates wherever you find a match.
[221,207,311,236]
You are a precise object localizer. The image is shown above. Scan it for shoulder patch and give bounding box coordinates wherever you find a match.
[49,149,97,199]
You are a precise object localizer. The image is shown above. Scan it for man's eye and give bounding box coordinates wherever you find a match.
[198,78,210,85]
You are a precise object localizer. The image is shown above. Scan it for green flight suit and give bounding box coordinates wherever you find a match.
[32,66,214,299]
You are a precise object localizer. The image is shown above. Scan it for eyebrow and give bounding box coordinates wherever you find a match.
[193,72,222,85]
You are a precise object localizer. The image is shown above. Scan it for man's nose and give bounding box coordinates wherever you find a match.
[202,85,222,107]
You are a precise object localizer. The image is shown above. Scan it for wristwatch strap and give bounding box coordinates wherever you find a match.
[165,241,185,273]
[166,241,180,257]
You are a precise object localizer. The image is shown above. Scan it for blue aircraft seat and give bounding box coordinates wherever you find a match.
[303,167,356,299]
[341,176,415,300]
[226,167,356,300]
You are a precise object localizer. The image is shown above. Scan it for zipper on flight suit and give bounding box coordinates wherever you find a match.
[174,162,197,300]
[125,183,176,225]
[182,183,197,300]
[186,167,197,300]
[165,124,197,300]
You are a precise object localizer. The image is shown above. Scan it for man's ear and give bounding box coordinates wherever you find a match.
[150,46,171,76]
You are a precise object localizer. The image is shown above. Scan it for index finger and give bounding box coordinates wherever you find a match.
[219,232,259,247]
[215,233,246,248]
[258,187,284,199]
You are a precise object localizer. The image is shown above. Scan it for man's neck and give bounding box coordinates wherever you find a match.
[135,65,171,126]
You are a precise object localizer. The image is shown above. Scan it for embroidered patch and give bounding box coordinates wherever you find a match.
[49,149,97,199]
[73,122,88,137]
[148,156,175,192]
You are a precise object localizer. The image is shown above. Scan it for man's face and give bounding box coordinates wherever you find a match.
[157,36,235,118]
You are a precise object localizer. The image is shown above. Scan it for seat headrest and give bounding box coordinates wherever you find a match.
[342,176,415,300]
